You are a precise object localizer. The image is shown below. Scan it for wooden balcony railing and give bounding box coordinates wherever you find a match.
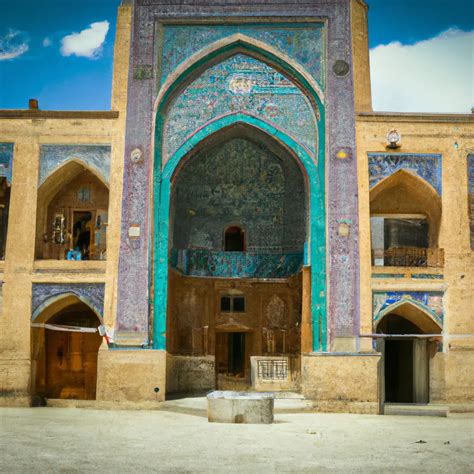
[372,247,444,268]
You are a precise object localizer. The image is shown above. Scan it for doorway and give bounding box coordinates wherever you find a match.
[215,332,247,388]
[385,339,414,402]
[73,211,93,259]
[378,313,432,404]
[33,302,102,400]
[228,332,245,376]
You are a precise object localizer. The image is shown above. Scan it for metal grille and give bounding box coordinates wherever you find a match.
[257,359,288,381]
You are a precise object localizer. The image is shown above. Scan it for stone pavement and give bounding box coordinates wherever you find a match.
[1,403,473,472]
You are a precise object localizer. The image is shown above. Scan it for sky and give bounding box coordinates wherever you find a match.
[0,0,472,113]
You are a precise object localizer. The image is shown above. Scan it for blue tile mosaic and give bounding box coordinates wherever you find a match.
[32,283,105,320]
[373,291,444,326]
[39,145,111,187]
[172,248,303,278]
[368,153,442,195]
[164,54,317,163]
[160,23,324,89]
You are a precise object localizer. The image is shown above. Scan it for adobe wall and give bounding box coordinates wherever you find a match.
[356,112,474,405]
[0,4,132,406]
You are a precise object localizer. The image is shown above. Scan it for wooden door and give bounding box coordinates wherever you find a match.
[45,330,101,400]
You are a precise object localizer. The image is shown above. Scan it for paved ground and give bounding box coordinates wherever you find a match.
[1,402,473,473]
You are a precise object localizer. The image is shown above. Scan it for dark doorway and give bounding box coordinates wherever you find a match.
[224,226,245,251]
[228,332,245,376]
[73,211,93,259]
[385,339,414,403]
[215,332,246,378]
[378,314,431,404]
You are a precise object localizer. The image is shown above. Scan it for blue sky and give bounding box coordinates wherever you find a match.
[0,0,472,112]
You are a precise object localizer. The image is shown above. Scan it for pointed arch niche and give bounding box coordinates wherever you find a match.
[31,294,102,401]
[370,170,443,268]
[375,301,442,404]
[153,36,326,353]
[36,159,110,260]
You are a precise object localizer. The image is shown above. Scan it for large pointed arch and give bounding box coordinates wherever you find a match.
[152,113,327,351]
[153,34,325,174]
[152,35,327,351]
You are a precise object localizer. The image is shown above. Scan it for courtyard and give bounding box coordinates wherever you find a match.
[1,402,473,473]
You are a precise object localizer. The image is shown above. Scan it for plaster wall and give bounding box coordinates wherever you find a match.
[96,348,166,402]
[301,353,380,413]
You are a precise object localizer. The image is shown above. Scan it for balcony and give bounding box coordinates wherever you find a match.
[171,248,303,278]
[372,247,444,268]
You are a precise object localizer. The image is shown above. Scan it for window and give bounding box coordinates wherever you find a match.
[220,296,245,312]
[224,226,245,251]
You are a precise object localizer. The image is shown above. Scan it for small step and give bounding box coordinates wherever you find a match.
[384,403,449,417]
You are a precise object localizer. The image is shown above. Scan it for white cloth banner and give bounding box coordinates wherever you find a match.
[31,323,98,333]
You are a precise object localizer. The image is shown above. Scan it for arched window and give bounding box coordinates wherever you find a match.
[224,226,245,252]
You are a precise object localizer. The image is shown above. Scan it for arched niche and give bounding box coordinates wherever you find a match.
[31,295,102,401]
[36,159,109,260]
[370,169,442,248]
[224,226,245,252]
[153,35,327,353]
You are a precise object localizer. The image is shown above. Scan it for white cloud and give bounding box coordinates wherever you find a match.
[60,21,109,59]
[0,29,29,60]
[43,37,52,47]
[370,28,473,113]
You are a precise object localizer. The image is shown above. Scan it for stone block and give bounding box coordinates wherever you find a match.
[207,391,274,424]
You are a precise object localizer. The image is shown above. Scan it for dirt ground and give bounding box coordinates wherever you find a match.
[1,403,473,473]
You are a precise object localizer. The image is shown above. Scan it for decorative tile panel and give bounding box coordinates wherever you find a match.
[31,283,105,320]
[368,153,442,195]
[172,137,306,253]
[160,23,325,89]
[172,249,303,278]
[164,54,317,162]
[39,145,111,187]
[373,291,444,326]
